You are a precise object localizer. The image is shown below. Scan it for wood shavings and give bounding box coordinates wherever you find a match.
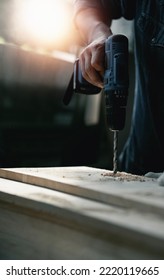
[101,171,146,182]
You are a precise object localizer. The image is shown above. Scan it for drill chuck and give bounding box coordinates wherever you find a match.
[105,89,127,131]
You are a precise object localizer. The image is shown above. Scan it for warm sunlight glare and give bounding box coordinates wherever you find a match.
[16,0,71,43]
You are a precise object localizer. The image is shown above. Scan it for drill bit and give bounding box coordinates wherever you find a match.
[113,131,118,174]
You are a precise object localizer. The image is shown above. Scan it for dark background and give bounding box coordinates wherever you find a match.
[0,0,134,169]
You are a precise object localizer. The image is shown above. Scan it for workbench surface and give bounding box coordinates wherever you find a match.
[0,166,164,259]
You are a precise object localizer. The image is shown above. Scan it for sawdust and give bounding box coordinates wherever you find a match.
[101,171,146,182]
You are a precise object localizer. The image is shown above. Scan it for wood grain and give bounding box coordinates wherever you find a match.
[0,166,164,259]
[0,167,163,216]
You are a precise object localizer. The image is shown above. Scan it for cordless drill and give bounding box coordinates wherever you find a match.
[64,34,129,173]
[104,34,129,173]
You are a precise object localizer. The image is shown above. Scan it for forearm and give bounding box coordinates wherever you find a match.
[75,7,111,44]
[73,2,112,87]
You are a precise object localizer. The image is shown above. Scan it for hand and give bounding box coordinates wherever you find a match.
[79,35,109,88]
[145,172,164,186]
[74,6,112,88]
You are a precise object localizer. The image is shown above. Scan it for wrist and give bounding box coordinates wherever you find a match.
[75,8,112,45]
[87,22,112,44]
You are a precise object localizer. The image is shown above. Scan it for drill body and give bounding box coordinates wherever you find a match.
[104,34,129,131]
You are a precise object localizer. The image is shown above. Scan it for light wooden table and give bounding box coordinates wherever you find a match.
[0,166,163,260]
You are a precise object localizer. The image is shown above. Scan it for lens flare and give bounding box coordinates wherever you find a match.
[15,0,71,44]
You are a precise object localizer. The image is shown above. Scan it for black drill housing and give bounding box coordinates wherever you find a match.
[104,34,129,130]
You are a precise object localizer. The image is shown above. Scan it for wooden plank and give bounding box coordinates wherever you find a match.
[0,206,154,260]
[0,167,163,217]
[0,177,164,259]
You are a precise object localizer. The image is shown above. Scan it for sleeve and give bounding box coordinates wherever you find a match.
[74,0,135,21]
[102,0,136,19]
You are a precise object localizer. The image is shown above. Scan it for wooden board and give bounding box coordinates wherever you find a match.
[0,166,164,259]
[0,166,163,216]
